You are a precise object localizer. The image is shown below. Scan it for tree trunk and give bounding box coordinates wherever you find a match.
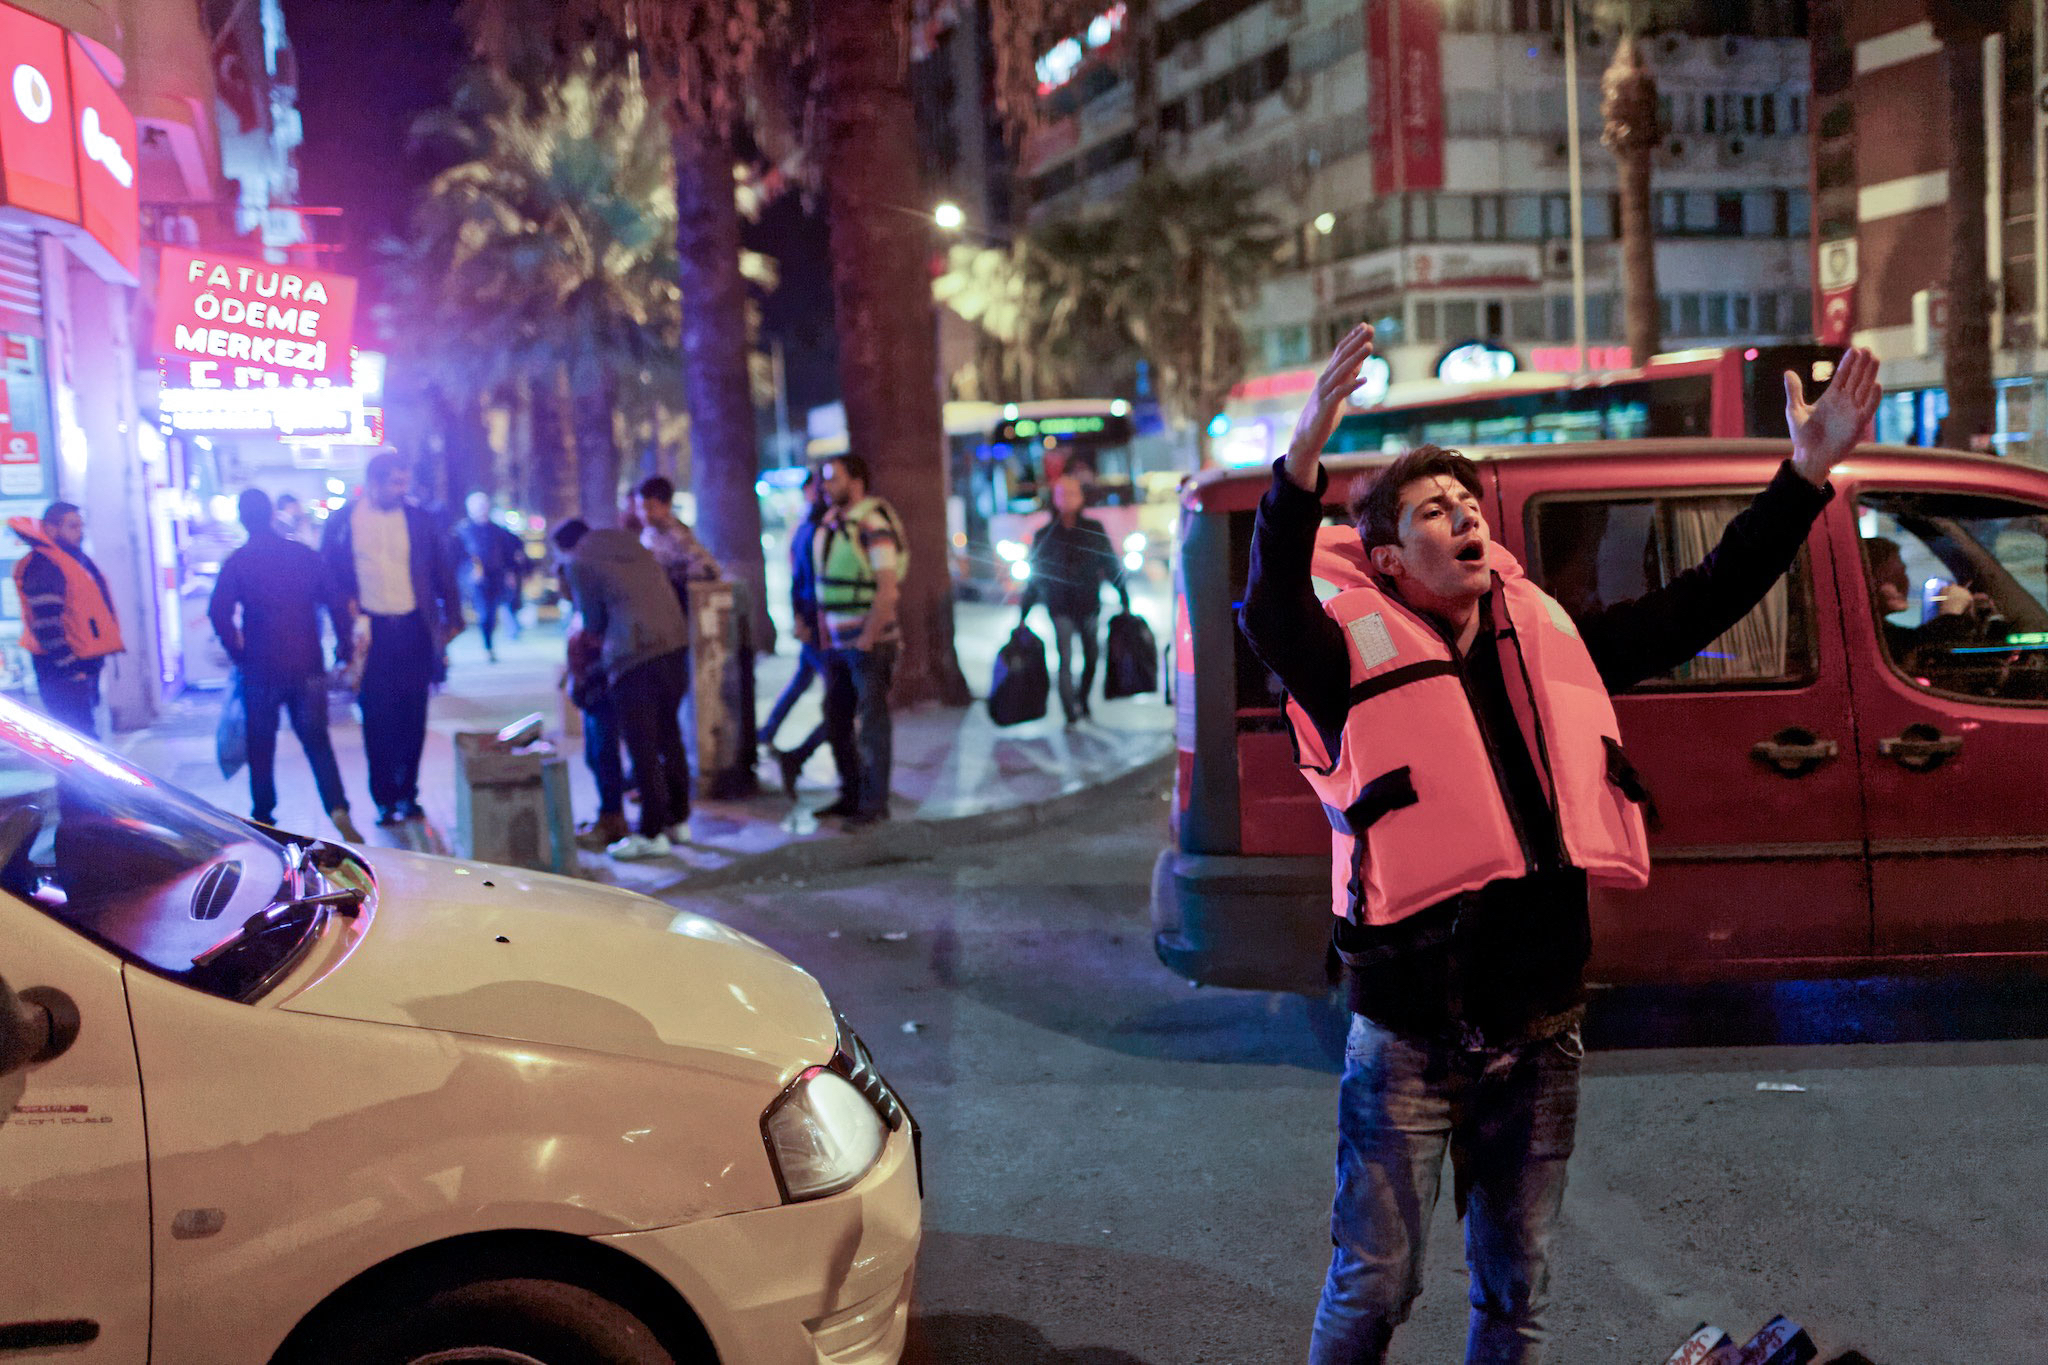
[438,389,491,504]
[1602,38,1662,367]
[1129,0,1160,173]
[528,371,579,525]
[673,119,775,650]
[815,0,971,707]
[572,374,623,530]
[1940,28,1994,449]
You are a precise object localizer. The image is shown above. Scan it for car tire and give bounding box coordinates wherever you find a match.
[320,1277,679,1365]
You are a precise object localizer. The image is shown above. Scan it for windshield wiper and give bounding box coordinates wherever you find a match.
[191,887,364,969]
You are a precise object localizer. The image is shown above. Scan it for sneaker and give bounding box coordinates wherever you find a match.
[606,832,672,861]
[375,805,403,827]
[665,819,691,844]
[772,747,805,798]
[394,800,426,822]
[330,808,363,843]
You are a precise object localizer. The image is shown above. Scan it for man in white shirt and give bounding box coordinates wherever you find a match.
[320,451,461,825]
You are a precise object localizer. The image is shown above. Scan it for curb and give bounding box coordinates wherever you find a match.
[651,751,1177,896]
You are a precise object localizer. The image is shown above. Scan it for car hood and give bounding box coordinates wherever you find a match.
[278,847,837,1084]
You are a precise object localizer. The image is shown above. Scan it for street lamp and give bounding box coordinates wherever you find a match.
[1313,212,1336,235]
[934,201,966,232]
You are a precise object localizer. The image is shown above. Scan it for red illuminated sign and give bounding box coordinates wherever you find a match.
[155,248,359,387]
[1366,0,1444,194]
[66,37,136,279]
[0,4,80,225]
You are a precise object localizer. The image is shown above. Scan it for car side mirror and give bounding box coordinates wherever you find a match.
[0,974,78,1077]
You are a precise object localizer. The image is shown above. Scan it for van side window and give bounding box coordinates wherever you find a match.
[1856,492,2048,703]
[1526,493,1818,690]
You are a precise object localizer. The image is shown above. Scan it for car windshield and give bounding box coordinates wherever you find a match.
[0,694,302,998]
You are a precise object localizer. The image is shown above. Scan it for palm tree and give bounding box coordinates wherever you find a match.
[1107,169,1280,468]
[393,55,680,527]
[931,217,1120,402]
[1589,1,1693,367]
[1929,0,1996,450]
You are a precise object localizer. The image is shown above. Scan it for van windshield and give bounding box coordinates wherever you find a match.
[0,695,299,998]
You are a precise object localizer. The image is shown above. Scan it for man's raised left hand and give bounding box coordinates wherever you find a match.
[1787,346,1883,487]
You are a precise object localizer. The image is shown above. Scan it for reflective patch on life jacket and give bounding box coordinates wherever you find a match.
[1538,592,1579,638]
[1312,576,1344,604]
[1346,611,1398,669]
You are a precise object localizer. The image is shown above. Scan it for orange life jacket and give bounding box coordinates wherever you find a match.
[1287,526,1651,927]
[10,516,124,662]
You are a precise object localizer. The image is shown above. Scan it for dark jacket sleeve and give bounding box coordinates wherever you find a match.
[19,552,75,671]
[411,506,462,633]
[208,553,245,664]
[568,559,608,643]
[322,550,354,665]
[1092,521,1130,609]
[1237,459,1353,741]
[1576,460,1833,692]
[320,502,357,605]
[1018,521,1048,615]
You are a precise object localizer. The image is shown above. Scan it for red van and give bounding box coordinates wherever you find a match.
[1156,439,2048,996]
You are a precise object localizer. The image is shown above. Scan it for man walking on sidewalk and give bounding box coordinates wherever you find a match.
[1239,324,1881,1364]
[209,489,362,842]
[813,454,904,826]
[763,470,829,797]
[9,501,121,738]
[553,518,693,861]
[321,452,461,826]
[454,491,527,662]
[1019,473,1130,724]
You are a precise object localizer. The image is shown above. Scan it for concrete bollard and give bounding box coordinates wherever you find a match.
[453,730,578,873]
[688,579,759,800]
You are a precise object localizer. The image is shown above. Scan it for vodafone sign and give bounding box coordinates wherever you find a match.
[0,3,79,224]
[0,5,138,282]
[155,248,359,388]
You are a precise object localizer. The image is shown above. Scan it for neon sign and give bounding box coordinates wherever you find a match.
[1036,3,1127,94]
[154,248,359,386]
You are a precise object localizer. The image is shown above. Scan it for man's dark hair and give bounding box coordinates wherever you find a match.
[275,492,300,510]
[238,489,274,533]
[635,475,675,505]
[41,500,79,525]
[551,518,591,554]
[827,453,871,490]
[1347,445,1482,550]
[366,451,406,487]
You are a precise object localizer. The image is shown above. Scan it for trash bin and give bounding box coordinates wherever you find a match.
[688,578,759,800]
[453,721,578,874]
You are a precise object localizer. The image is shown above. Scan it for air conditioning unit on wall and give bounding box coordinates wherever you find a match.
[1542,240,1574,277]
[1718,136,1750,167]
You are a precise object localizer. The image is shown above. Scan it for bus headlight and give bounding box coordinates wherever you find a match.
[763,1066,888,1201]
[1123,532,1146,554]
[996,539,1027,562]
[1010,561,1032,581]
[1123,551,1144,572]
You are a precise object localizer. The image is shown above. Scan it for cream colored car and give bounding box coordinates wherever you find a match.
[0,697,919,1364]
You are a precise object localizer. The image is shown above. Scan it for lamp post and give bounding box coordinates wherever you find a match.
[1564,0,1589,375]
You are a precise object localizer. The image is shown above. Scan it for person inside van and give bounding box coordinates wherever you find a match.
[1862,534,1979,675]
[1240,323,1883,1365]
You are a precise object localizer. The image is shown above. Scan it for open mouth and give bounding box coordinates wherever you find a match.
[1455,543,1486,564]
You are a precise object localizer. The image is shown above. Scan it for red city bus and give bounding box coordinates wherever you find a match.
[1313,343,1840,455]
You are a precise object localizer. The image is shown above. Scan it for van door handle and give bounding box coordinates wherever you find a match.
[0,1320,100,1350]
[1879,723,1962,772]
[1750,727,1839,777]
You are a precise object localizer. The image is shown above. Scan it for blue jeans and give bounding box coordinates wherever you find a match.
[1309,1014,1581,1365]
[581,695,625,817]
[761,638,825,759]
[821,643,895,816]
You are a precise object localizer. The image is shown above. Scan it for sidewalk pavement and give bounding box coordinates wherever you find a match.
[109,603,1175,899]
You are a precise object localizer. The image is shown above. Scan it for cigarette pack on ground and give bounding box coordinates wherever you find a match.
[1734,1315,1817,1365]
[1661,1324,1734,1365]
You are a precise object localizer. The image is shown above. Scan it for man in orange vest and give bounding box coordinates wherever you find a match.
[1241,325,1882,1365]
[10,501,123,738]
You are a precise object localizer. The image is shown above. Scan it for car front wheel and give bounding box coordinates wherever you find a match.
[320,1277,680,1365]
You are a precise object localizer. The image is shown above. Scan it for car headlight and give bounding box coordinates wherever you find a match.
[1010,561,1031,581]
[996,538,1027,562]
[1123,532,1146,553]
[763,1067,887,1201]
[1122,551,1144,572]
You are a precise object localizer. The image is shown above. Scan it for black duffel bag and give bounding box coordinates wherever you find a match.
[1102,611,1159,699]
[988,626,1050,726]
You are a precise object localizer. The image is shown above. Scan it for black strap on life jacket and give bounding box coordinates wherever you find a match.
[1601,736,1662,832]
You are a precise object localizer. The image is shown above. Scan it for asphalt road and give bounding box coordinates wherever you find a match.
[667,775,2048,1364]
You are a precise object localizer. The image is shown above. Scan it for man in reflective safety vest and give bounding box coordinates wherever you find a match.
[1240,325,1883,1365]
[812,454,906,825]
[10,502,123,737]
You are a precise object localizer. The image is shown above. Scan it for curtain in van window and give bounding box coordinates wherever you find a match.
[1666,498,1789,682]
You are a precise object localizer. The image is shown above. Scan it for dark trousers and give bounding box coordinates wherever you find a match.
[32,658,99,738]
[359,612,436,810]
[613,649,691,835]
[1050,611,1101,720]
[822,643,896,816]
[762,638,826,762]
[582,695,625,816]
[245,671,349,823]
[469,581,518,652]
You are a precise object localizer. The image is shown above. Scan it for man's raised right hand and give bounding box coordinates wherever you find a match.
[1282,322,1376,492]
